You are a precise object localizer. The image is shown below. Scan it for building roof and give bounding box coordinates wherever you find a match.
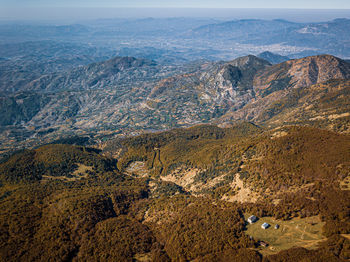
[261,222,270,229]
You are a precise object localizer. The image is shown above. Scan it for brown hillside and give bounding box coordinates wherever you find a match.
[221,55,350,126]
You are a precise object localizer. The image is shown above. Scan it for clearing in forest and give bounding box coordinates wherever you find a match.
[125,161,150,177]
[244,215,326,255]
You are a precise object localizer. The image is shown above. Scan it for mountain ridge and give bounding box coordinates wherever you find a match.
[1,54,350,153]
[220,54,350,125]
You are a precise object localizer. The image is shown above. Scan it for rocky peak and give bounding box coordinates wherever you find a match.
[254,54,350,97]
[286,55,350,88]
[214,55,270,92]
[228,55,271,69]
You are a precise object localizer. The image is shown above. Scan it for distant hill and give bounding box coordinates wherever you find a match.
[246,18,350,57]
[0,56,158,93]
[0,40,112,59]
[187,18,350,58]
[0,40,115,93]
[257,51,290,64]
[187,19,299,40]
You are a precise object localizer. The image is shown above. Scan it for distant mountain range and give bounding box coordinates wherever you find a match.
[1,53,349,152]
[187,19,298,40]
[1,18,350,152]
[187,18,350,57]
[1,18,350,61]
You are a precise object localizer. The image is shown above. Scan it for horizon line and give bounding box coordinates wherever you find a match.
[2,7,350,10]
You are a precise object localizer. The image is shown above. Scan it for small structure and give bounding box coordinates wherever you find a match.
[247,215,258,224]
[275,224,280,229]
[261,222,270,229]
[258,241,269,247]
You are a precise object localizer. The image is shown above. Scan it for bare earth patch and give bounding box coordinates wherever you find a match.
[271,131,288,139]
[161,167,201,192]
[133,253,151,262]
[221,174,259,203]
[125,161,150,178]
[41,163,93,182]
[328,112,350,120]
[340,175,350,191]
[341,234,350,240]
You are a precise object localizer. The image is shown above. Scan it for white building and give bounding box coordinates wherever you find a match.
[248,215,258,224]
[261,222,270,229]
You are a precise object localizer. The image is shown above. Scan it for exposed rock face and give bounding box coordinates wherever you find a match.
[146,55,271,120]
[205,55,270,109]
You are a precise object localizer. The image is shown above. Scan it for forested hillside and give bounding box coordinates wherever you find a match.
[1,123,349,261]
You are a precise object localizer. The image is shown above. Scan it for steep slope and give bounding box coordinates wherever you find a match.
[147,55,270,117]
[0,55,269,133]
[0,92,51,126]
[258,79,350,132]
[254,54,350,95]
[221,55,350,125]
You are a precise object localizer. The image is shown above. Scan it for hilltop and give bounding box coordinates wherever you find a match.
[257,51,290,64]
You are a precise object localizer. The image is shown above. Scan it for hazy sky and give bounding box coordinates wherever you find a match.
[1,1,349,21]
[1,0,350,9]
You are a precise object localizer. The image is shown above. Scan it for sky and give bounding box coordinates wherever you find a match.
[1,0,350,9]
[0,0,349,21]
